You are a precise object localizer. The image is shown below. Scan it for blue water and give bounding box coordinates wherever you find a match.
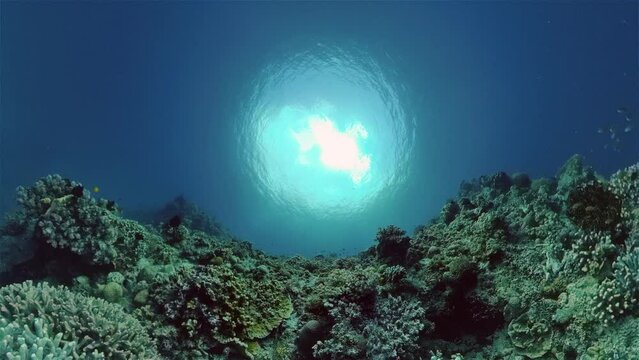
[1,2,637,256]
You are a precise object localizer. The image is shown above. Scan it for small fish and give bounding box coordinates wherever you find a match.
[597,128,604,134]
[625,124,633,133]
[618,107,628,114]
[611,132,616,140]
[92,186,100,193]
[626,115,633,122]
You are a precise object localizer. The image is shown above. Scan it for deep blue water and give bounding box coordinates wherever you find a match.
[1,2,637,256]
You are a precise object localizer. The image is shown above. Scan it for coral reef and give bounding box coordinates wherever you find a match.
[1,155,639,359]
[150,262,292,357]
[0,280,157,359]
[0,317,83,359]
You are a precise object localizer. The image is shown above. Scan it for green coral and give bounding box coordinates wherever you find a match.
[6,158,639,360]
[0,281,158,359]
[594,246,639,326]
[555,154,596,198]
[151,263,292,355]
[100,282,124,303]
[583,317,639,359]
[567,230,618,275]
[302,265,380,313]
[507,303,554,359]
[16,175,177,269]
[0,317,97,359]
[312,300,366,360]
[364,295,428,359]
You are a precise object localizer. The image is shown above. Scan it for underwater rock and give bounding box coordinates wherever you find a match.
[296,319,327,358]
[0,228,38,275]
[168,215,181,227]
[430,268,504,341]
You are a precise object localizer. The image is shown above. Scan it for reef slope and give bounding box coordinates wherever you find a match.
[1,155,638,359]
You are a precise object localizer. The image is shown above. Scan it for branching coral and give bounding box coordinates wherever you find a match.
[0,281,158,359]
[313,295,429,360]
[364,295,428,359]
[312,300,367,360]
[594,246,639,326]
[610,163,639,229]
[0,317,99,359]
[16,174,81,218]
[567,230,618,275]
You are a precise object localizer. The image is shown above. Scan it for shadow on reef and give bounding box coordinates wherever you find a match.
[1,155,639,359]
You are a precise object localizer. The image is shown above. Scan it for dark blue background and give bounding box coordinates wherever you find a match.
[2,2,637,255]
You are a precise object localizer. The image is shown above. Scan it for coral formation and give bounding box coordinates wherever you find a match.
[1,155,639,359]
[0,281,157,359]
[0,317,84,359]
[150,263,293,357]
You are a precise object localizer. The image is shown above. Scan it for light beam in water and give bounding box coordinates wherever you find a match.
[238,43,414,219]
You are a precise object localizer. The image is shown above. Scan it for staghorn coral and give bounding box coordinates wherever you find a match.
[313,295,429,360]
[0,317,99,359]
[0,280,157,359]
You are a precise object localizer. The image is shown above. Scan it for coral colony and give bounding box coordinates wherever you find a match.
[1,155,639,359]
